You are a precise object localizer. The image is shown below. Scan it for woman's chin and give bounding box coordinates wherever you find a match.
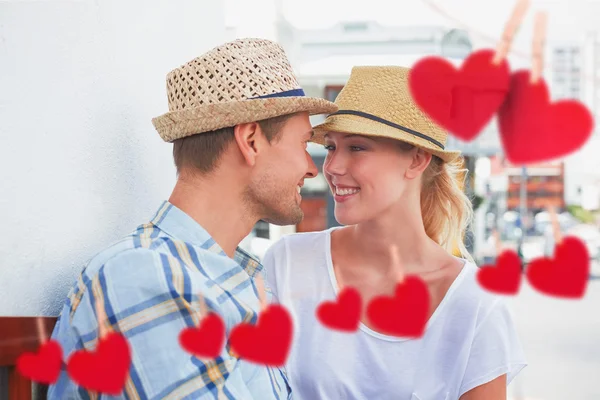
[334,211,362,226]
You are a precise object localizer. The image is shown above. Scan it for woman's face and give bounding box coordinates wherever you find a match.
[323,131,425,226]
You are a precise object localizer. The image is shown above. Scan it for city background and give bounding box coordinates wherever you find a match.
[233,1,600,399]
[1,0,600,399]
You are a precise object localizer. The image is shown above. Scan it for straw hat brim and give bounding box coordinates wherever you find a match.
[152,96,338,142]
[312,114,461,163]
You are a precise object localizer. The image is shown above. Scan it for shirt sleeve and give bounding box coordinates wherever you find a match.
[458,299,527,397]
[61,248,246,399]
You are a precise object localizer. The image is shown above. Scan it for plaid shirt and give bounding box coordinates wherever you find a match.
[49,201,292,399]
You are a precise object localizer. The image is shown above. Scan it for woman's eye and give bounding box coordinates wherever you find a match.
[324,145,335,151]
[350,146,364,151]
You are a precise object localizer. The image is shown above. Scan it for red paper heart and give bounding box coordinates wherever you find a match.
[366,276,429,338]
[409,49,510,141]
[179,313,226,359]
[477,250,523,295]
[16,340,63,384]
[67,332,131,395]
[526,236,590,298]
[316,287,362,332]
[498,70,593,164]
[229,305,292,367]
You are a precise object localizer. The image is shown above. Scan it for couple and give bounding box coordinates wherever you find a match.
[49,38,526,399]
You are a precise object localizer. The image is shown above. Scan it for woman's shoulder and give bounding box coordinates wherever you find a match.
[267,228,334,256]
[444,259,510,323]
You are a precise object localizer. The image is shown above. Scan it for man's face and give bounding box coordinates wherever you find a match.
[246,112,317,226]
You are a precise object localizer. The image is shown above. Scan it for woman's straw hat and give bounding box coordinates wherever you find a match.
[312,66,461,162]
[152,38,338,142]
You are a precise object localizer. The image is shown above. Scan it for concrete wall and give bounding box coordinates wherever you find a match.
[0,0,226,317]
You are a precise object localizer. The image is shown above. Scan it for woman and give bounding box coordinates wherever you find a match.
[262,66,526,400]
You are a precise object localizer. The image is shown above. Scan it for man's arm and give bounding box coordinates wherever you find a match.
[65,248,246,399]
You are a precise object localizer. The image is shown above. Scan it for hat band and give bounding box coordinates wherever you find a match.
[329,110,445,150]
[251,88,306,99]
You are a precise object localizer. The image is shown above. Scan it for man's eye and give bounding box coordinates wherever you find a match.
[350,146,364,151]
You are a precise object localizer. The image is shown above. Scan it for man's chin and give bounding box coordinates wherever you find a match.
[263,209,304,226]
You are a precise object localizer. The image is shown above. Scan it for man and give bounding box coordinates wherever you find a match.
[49,38,337,399]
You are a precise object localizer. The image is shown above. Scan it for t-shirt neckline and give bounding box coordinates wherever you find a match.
[324,226,471,342]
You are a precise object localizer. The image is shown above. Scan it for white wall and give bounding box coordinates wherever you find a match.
[0,0,225,316]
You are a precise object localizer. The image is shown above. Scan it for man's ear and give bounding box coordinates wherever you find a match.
[405,148,432,180]
[233,122,268,166]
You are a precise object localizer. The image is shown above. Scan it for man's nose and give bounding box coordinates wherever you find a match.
[305,151,318,178]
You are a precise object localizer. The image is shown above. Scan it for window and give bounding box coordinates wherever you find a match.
[325,85,344,102]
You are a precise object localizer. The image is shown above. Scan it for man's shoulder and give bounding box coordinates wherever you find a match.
[82,233,160,278]
[84,224,211,275]
[71,228,214,306]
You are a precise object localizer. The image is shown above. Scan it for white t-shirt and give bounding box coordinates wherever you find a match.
[263,228,527,400]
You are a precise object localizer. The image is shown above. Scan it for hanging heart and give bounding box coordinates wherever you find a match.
[67,332,131,395]
[498,70,593,164]
[179,313,226,359]
[16,340,63,385]
[477,250,523,295]
[229,305,293,367]
[366,276,429,338]
[409,49,510,141]
[316,287,362,332]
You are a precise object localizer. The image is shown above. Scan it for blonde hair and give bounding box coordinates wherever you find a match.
[420,154,474,262]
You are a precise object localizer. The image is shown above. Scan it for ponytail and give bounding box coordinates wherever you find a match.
[420,155,474,262]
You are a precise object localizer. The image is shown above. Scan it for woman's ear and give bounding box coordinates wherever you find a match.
[405,148,432,180]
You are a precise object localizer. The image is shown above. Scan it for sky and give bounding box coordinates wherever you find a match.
[225,0,600,69]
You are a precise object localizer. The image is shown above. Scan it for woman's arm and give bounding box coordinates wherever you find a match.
[459,374,506,400]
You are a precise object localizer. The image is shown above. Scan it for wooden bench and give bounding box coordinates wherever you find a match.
[0,317,57,400]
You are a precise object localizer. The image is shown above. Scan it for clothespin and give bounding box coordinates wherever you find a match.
[493,228,503,256]
[492,0,531,65]
[95,297,109,339]
[530,11,548,84]
[196,292,209,322]
[547,205,563,245]
[389,244,405,284]
[255,273,268,312]
[36,316,48,345]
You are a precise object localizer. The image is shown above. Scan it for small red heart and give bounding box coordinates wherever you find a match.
[16,340,63,384]
[366,276,429,338]
[67,332,131,395]
[316,287,362,332]
[498,70,593,164]
[526,236,590,298]
[179,313,226,359]
[409,49,510,141]
[229,305,293,367]
[477,250,523,295]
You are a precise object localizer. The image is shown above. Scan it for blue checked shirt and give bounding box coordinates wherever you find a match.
[49,201,292,399]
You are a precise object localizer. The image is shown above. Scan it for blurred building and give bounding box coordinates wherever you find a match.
[551,36,600,211]
[489,155,565,213]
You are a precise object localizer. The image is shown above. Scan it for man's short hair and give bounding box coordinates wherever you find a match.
[173,113,296,175]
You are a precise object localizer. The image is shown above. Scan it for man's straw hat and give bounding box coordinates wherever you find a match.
[152,38,338,141]
[312,66,461,162]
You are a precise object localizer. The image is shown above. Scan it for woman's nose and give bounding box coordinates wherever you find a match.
[324,151,347,176]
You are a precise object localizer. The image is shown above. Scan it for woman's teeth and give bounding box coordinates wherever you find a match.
[335,187,360,196]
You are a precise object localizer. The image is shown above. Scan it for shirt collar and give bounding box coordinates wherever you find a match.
[149,201,263,278]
